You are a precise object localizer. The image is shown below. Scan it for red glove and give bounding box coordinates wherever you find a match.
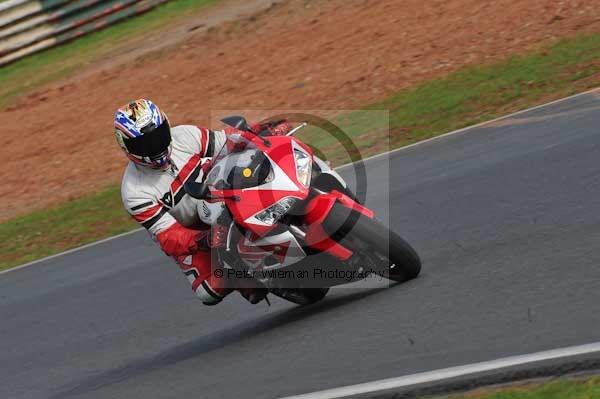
[157,223,229,256]
[157,224,203,256]
[199,158,213,181]
[250,120,293,136]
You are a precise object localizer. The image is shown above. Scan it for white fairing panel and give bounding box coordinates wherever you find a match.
[238,231,306,270]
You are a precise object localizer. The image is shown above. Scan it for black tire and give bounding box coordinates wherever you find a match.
[322,203,421,282]
[270,287,330,305]
[300,287,330,304]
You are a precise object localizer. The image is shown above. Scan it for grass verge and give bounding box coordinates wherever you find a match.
[0,0,217,109]
[1,33,599,271]
[439,375,600,399]
[0,187,137,269]
[299,34,600,165]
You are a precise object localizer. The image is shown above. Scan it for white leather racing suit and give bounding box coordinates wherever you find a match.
[121,125,230,305]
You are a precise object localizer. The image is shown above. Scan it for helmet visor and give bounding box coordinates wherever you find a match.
[123,120,171,158]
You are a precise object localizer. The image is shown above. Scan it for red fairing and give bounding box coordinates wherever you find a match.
[305,190,374,226]
[330,190,374,218]
[156,223,207,257]
[302,190,374,261]
[215,136,310,237]
[303,194,352,260]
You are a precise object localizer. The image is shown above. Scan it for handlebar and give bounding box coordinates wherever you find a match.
[286,122,308,136]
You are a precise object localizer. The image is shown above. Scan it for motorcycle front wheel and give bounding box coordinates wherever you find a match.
[322,203,421,282]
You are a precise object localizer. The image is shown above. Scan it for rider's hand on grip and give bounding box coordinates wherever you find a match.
[250,120,292,136]
[197,224,229,250]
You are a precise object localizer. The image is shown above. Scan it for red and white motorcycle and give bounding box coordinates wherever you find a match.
[185,116,421,305]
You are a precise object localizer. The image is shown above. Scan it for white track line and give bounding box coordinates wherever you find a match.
[3,87,599,275]
[281,341,600,399]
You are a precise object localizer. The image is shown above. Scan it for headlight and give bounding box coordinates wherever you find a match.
[254,197,298,225]
[294,149,312,187]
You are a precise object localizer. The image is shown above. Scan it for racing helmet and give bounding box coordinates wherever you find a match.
[114,99,171,169]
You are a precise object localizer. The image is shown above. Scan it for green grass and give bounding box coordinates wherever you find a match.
[437,375,600,399]
[0,0,217,109]
[1,33,599,270]
[0,186,137,268]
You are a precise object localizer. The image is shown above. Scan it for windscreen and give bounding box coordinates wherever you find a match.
[204,134,273,190]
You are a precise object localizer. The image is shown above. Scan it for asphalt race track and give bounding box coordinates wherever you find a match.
[2,90,600,399]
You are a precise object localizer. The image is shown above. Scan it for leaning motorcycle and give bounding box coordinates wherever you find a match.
[184,116,421,305]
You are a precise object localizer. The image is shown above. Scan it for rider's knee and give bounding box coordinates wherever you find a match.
[195,281,224,306]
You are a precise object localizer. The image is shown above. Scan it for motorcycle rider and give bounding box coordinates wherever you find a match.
[115,99,291,305]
